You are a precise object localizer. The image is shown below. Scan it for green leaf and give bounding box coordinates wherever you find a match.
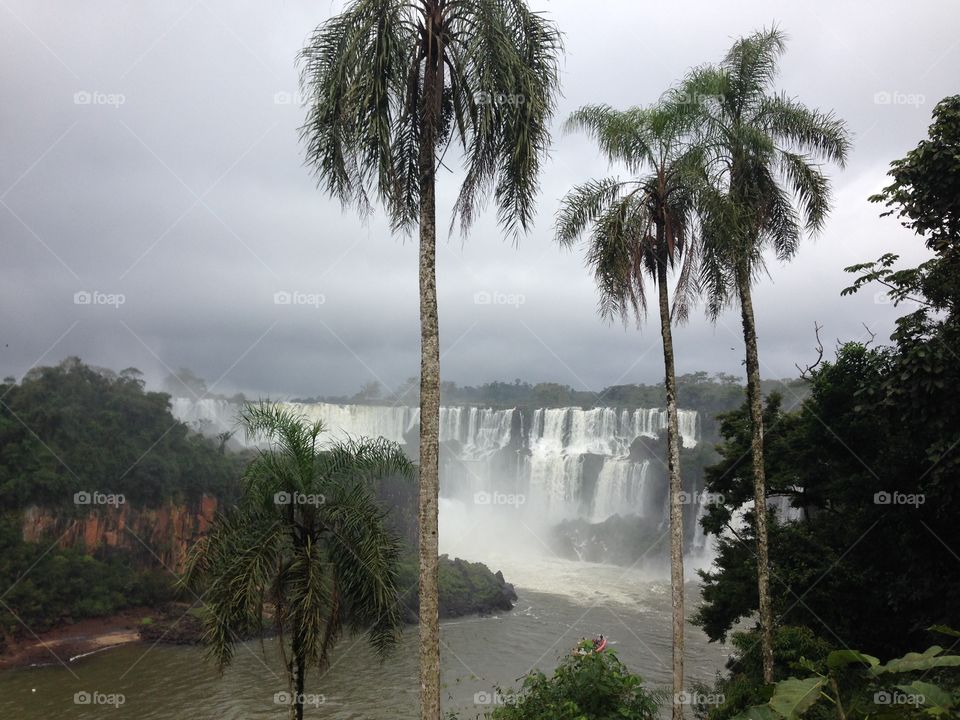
[768,677,825,718]
[928,625,960,638]
[873,646,960,675]
[827,649,880,672]
[895,681,954,713]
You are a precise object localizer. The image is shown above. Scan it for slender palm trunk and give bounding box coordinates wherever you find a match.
[417,27,442,720]
[736,260,774,684]
[656,244,685,720]
[295,653,306,720]
[289,627,306,720]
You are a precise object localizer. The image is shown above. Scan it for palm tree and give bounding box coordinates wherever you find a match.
[298,4,561,717]
[183,402,414,720]
[678,27,850,683]
[555,101,703,720]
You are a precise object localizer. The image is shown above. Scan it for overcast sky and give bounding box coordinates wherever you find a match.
[1,0,957,400]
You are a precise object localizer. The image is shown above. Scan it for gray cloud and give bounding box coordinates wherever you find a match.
[2,0,956,397]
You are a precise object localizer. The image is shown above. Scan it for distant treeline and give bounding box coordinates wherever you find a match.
[0,358,244,510]
[299,372,810,418]
[0,358,248,643]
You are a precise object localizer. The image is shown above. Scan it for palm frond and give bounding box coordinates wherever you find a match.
[187,401,409,678]
[322,478,404,656]
[778,151,831,233]
[564,105,654,172]
[554,177,631,248]
[449,0,562,237]
[761,92,851,166]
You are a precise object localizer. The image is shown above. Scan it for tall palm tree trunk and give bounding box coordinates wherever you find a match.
[656,246,685,720]
[736,260,774,684]
[417,34,442,720]
[295,655,306,720]
[291,631,306,720]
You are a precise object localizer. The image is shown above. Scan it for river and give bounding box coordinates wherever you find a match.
[0,548,729,719]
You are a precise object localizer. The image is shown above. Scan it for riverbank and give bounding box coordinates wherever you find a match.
[0,578,731,720]
[0,556,518,671]
[0,608,151,670]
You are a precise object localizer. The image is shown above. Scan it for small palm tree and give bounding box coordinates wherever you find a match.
[555,101,703,720]
[183,402,414,720]
[298,5,561,717]
[678,27,850,683]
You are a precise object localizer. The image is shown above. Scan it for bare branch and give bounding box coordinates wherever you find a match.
[795,321,824,379]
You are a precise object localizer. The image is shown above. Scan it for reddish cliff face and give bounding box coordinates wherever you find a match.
[20,495,218,572]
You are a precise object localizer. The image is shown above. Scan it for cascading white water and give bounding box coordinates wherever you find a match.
[293,402,413,444]
[521,406,699,522]
[170,398,703,543]
[591,459,654,522]
[170,397,238,435]
[768,494,804,522]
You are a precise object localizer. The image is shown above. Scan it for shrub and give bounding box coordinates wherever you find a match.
[486,646,662,720]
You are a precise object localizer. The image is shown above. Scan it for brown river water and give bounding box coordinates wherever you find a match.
[0,551,731,719]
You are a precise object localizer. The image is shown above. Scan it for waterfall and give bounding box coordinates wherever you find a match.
[591,459,653,522]
[768,494,804,522]
[171,398,700,529]
[170,397,238,436]
[292,402,413,444]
